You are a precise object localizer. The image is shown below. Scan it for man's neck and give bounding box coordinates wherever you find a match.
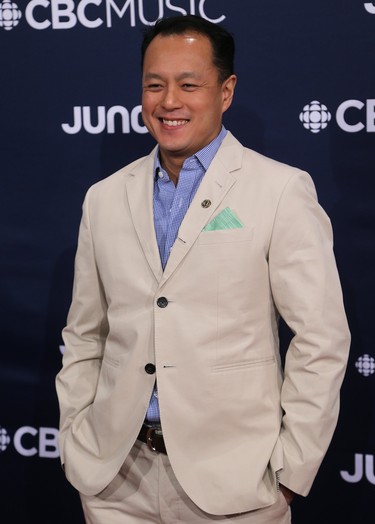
[159,154,185,186]
[157,127,227,186]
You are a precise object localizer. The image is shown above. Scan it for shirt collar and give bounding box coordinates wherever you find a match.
[154,126,227,180]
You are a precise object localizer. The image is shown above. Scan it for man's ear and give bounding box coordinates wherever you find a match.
[222,75,237,113]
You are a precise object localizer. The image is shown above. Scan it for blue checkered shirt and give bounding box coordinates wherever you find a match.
[146,126,227,423]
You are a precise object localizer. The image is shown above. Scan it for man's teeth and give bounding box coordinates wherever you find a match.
[162,119,188,126]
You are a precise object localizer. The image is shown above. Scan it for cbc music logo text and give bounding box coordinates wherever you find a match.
[0,425,59,458]
[0,0,225,31]
[61,105,148,135]
[300,99,375,134]
[340,454,375,485]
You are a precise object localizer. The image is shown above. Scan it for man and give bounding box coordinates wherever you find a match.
[56,15,350,524]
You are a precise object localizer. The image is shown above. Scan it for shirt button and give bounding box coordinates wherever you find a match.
[145,363,156,374]
[201,199,212,208]
[157,297,168,308]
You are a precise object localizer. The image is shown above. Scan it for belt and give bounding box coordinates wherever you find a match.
[137,424,167,454]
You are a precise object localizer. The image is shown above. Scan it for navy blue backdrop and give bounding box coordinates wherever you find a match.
[1,1,374,522]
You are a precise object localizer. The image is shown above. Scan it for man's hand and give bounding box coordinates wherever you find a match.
[279,484,296,505]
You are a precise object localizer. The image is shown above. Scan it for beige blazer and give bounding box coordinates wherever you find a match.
[56,132,350,515]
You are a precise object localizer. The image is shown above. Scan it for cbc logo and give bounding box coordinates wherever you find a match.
[0,425,59,458]
[0,426,11,451]
[299,101,331,134]
[61,104,148,135]
[364,2,375,13]
[0,1,22,30]
[300,99,375,134]
[355,354,375,377]
[340,454,375,485]
[0,0,225,31]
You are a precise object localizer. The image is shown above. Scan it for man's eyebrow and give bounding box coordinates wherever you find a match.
[176,72,200,81]
[143,72,200,81]
[177,71,201,82]
[143,73,163,81]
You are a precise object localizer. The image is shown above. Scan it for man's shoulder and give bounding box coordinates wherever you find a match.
[221,132,301,176]
[221,132,307,180]
[82,148,157,203]
[95,153,154,189]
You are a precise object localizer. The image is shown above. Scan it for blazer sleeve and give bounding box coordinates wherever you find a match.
[55,187,109,465]
[268,170,350,496]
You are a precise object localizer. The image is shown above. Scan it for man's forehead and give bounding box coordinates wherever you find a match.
[145,31,212,54]
[143,33,214,74]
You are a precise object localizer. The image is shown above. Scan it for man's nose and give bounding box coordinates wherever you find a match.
[161,85,182,109]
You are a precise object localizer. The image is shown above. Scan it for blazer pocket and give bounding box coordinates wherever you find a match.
[211,355,275,373]
[198,227,254,245]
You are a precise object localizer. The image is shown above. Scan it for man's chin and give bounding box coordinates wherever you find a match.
[159,143,192,159]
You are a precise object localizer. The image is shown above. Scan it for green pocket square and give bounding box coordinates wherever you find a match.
[203,207,244,231]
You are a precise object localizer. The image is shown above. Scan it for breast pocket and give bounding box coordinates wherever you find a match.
[198,227,254,245]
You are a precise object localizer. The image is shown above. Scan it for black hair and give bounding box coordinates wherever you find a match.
[141,15,235,83]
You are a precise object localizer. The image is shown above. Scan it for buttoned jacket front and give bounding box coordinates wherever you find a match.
[56,132,350,515]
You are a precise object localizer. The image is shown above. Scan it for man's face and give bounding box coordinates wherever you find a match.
[142,32,236,166]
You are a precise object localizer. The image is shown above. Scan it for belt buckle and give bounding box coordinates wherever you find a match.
[146,426,161,453]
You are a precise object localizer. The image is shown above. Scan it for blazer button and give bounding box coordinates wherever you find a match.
[145,363,156,374]
[157,297,168,308]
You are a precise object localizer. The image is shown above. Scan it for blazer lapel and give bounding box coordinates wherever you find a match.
[125,150,163,282]
[160,133,243,287]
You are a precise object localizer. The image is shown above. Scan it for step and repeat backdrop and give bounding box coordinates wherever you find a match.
[1,1,374,522]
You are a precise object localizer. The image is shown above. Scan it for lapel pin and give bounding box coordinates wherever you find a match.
[201,199,212,208]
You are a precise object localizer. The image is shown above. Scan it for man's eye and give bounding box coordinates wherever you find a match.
[182,84,198,89]
[145,84,162,90]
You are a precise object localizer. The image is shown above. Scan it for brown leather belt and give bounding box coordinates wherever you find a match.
[137,424,167,454]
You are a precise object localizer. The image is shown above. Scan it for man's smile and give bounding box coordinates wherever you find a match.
[159,118,190,127]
